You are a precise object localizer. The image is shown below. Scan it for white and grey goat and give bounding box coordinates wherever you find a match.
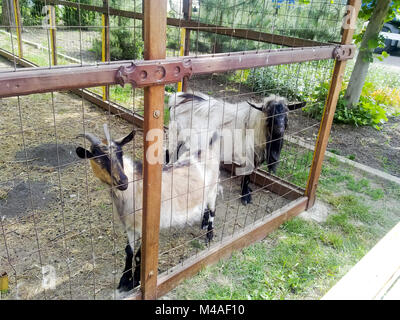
[167,91,288,205]
[76,125,221,293]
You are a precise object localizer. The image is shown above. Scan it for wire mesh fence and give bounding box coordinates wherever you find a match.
[0,0,360,299]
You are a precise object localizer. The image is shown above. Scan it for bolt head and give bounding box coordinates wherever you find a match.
[153,110,161,119]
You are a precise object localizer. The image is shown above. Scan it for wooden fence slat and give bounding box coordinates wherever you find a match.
[140,0,167,300]
[13,0,23,58]
[101,0,110,100]
[49,6,57,66]
[305,0,361,209]
[182,0,192,92]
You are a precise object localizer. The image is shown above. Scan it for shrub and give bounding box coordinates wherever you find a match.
[62,0,96,28]
[91,28,143,61]
[245,66,305,101]
[19,0,45,26]
[244,60,334,101]
[304,80,398,130]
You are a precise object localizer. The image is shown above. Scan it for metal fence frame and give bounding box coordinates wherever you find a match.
[0,0,361,300]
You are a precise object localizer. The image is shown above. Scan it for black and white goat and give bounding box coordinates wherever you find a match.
[168,92,288,205]
[76,125,221,293]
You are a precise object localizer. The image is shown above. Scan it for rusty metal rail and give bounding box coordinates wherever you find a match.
[0,44,355,98]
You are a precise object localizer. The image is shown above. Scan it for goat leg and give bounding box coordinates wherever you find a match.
[240,175,252,205]
[165,149,170,164]
[132,246,141,288]
[117,243,134,292]
[267,138,283,173]
[206,210,215,242]
[201,209,210,230]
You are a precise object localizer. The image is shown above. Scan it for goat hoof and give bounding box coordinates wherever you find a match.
[206,231,214,242]
[117,276,134,292]
[240,195,252,205]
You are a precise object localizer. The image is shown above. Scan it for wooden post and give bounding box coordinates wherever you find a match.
[177,27,186,92]
[102,0,110,100]
[181,0,192,92]
[142,0,145,42]
[305,0,361,209]
[49,5,57,66]
[13,0,23,58]
[141,0,167,300]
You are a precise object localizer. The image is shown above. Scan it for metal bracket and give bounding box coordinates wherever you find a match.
[116,60,193,88]
[333,44,355,61]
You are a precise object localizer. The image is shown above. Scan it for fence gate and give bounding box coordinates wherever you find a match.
[0,0,361,299]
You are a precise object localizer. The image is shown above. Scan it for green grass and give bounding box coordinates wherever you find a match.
[169,152,400,300]
[271,147,314,188]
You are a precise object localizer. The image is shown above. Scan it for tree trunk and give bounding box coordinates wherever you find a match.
[2,0,14,30]
[344,0,391,108]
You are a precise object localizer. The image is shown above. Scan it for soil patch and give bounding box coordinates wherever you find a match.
[0,180,57,218]
[14,143,78,168]
[327,117,400,177]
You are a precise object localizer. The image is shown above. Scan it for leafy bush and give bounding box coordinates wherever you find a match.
[245,67,304,101]
[304,80,399,130]
[62,0,96,27]
[19,0,45,26]
[244,60,333,101]
[91,28,143,61]
[367,84,400,116]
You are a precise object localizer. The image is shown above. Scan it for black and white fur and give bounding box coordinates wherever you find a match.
[76,125,221,294]
[167,92,289,205]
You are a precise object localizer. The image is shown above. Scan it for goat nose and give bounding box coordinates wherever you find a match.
[117,177,129,191]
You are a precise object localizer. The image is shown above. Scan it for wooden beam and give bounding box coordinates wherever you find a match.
[0,47,148,129]
[72,89,147,128]
[140,0,167,300]
[35,0,327,48]
[0,47,33,67]
[0,45,355,98]
[222,163,304,201]
[305,0,362,209]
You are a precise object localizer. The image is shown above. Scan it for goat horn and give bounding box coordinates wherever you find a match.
[77,133,102,146]
[103,123,111,147]
[247,101,263,111]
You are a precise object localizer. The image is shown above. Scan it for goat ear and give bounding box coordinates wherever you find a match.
[115,130,135,147]
[76,147,94,159]
[247,101,263,111]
